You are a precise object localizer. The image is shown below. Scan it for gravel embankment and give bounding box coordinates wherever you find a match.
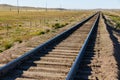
[95,15,119,79]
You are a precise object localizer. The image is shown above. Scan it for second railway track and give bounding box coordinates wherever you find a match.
[0,12,100,80]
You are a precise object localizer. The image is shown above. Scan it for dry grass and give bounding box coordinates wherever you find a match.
[103,11,120,29]
[0,10,94,52]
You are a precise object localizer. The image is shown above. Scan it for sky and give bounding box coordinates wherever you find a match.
[0,0,120,9]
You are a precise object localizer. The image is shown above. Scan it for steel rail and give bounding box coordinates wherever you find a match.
[66,13,100,80]
[0,12,98,77]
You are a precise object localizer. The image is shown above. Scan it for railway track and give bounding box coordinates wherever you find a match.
[67,14,100,80]
[0,12,100,80]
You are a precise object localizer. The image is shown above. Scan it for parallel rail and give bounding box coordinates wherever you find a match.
[0,12,99,79]
[66,13,100,80]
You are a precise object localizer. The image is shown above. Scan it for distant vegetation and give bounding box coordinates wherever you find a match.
[106,14,120,30]
[0,4,66,11]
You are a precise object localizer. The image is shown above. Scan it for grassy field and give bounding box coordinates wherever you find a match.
[0,10,94,52]
[104,11,120,30]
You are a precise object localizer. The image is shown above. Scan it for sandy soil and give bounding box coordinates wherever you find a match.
[94,15,119,80]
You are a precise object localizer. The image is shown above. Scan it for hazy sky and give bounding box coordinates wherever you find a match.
[0,0,120,9]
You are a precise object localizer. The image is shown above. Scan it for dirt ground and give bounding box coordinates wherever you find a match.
[93,15,120,80]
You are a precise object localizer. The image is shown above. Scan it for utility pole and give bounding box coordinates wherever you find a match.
[17,0,19,14]
[38,1,40,12]
[45,0,47,12]
[60,0,62,10]
[38,0,41,12]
